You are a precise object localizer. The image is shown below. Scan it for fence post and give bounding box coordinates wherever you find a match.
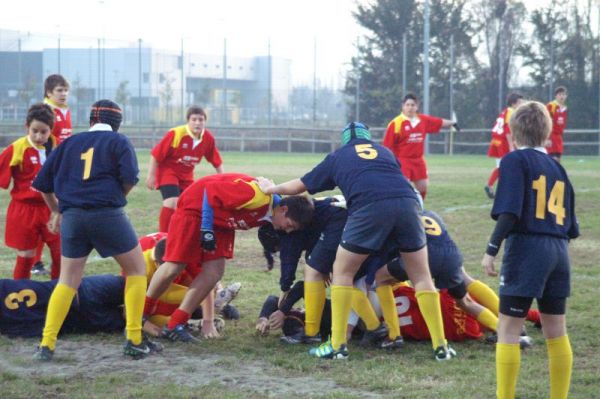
[311,130,315,153]
[287,130,292,153]
[241,131,245,152]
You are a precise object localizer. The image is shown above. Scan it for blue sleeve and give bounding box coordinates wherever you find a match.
[300,154,336,195]
[201,189,214,230]
[116,136,139,186]
[491,154,524,220]
[567,183,579,239]
[278,232,304,292]
[279,281,304,313]
[32,148,59,193]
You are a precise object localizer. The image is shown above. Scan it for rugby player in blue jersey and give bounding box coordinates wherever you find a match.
[481,101,579,399]
[258,122,454,361]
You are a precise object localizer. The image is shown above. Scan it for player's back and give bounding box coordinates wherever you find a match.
[421,210,456,250]
[494,148,578,240]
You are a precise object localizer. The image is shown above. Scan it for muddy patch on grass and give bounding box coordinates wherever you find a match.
[0,339,382,398]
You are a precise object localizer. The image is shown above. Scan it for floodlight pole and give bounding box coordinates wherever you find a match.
[268,38,272,126]
[549,33,555,101]
[313,37,317,126]
[222,38,227,126]
[402,32,407,96]
[181,38,185,120]
[138,38,142,124]
[423,0,431,154]
[355,36,360,121]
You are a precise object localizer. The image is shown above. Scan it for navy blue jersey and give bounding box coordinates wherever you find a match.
[492,149,579,240]
[300,138,416,214]
[279,198,347,291]
[0,275,125,337]
[33,129,139,212]
[421,210,456,250]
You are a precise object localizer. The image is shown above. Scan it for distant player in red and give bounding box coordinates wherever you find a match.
[146,106,224,232]
[0,104,60,279]
[545,86,568,162]
[143,173,314,342]
[383,93,458,200]
[485,92,524,199]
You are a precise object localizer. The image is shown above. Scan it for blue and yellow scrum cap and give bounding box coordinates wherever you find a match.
[341,122,371,145]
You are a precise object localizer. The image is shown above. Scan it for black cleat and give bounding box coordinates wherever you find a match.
[484,186,495,199]
[161,324,201,343]
[123,340,151,359]
[360,323,389,347]
[302,333,323,344]
[33,346,54,361]
[31,262,49,276]
[143,334,163,353]
[380,336,404,350]
[434,345,457,361]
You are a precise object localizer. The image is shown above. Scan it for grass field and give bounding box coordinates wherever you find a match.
[0,152,599,398]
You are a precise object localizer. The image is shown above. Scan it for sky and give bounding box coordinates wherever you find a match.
[0,0,369,87]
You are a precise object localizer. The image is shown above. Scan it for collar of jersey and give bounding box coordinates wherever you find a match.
[518,146,547,154]
[400,113,420,127]
[26,135,46,150]
[44,97,68,110]
[90,123,113,132]
[186,124,205,142]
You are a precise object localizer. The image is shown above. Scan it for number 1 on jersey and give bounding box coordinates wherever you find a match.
[80,147,94,180]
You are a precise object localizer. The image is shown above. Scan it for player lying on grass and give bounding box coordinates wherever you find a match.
[32,100,156,361]
[258,122,454,361]
[146,106,223,232]
[481,101,579,399]
[0,104,61,280]
[142,173,314,343]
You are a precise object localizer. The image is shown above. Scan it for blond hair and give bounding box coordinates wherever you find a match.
[509,101,551,148]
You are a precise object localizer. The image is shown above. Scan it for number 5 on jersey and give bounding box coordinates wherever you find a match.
[355,144,378,160]
[81,147,95,180]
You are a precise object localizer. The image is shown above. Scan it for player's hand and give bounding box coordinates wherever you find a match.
[142,319,162,337]
[256,176,275,194]
[278,290,289,307]
[201,229,216,251]
[145,175,156,190]
[201,319,220,339]
[256,317,270,335]
[330,195,347,209]
[47,212,61,234]
[269,310,285,330]
[323,274,332,288]
[482,254,498,277]
[452,122,461,132]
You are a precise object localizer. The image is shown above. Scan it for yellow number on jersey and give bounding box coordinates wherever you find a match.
[532,175,566,225]
[421,215,442,236]
[354,144,378,160]
[4,289,37,310]
[80,147,95,180]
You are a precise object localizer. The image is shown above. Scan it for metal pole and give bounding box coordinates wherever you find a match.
[549,34,554,101]
[138,38,142,124]
[498,38,503,113]
[313,37,317,126]
[57,35,61,74]
[222,38,227,125]
[181,38,185,120]
[423,0,431,154]
[268,38,272,126]
[402,32,407,96]
[449,34,454,156]
[355,37,360,121]
[17,38,22,90]
[97,38,101,99]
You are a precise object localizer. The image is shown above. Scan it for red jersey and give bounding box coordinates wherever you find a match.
[0,136,57,203]
[151,125,222,187]
[487,107,514,158]
[383,113,444,159]
[393,285,482,341]
[44,98,72,144]
[545,101,567,154]
[177,173,273,230]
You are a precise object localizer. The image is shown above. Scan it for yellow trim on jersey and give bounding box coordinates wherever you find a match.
[143,248,158,281]
[548,101,558,115]
[505,107,514,124]
[235,180,272,210]
[9,137,34,168]
[43,97,68,110]
[171,124,205,148]
[389,114,408,134]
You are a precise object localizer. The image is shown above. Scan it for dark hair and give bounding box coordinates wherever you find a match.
[89,99,123,131]
[26,103,55,129]
[44,74,70,97]
[154,238,167,265]
[402,92,419,104]
[280,195,314,229]
[258,223,280,253]
[506,92,524,107]
[554,86,567,96]
[186,106,207,121]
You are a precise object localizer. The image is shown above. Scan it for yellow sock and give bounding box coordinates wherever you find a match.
[41,283,77,351]
[304,280,326,337]
[330,285,354,350]
[547,335,572,399]
[476,308,498,331]
[415,290,446,349]
[496,343,520,399]
[125,275,147,345]
[376,285,401,339]
[467,280,499,316]
[351,288,380,331]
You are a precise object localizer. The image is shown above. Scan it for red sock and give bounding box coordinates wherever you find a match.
[33,241,44,264]
[14,256,34,279]
[48,239,61,280]
[159,207,175,233]
[527,309,541,326]
[167,308,191,329]
[144,296,159,317]
[487,167,499,187]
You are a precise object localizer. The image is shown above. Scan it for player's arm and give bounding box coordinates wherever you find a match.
[41,192,62,234]
[145,156,159,190]
[205,137,224,174]
[279,234,304,296]
[257,177,306,195]
[116,137,140,196]
[481,213,517,276]
[215,164,224,174]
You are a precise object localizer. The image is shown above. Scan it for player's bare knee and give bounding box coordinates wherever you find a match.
[16,249,36,258]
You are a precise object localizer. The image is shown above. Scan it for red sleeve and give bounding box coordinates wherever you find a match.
[203,133,223,168]
[151,130,175,162]
[382,122,397,150]
[205,177,265,210]
[422,114,444,134]
[0,145,14,189]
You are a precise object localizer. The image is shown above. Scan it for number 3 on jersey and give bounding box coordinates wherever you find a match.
[80,147,95,180]
[532,175,566,225]
[354,144,378,160]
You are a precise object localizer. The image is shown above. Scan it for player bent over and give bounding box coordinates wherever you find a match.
[481,101,579,399]
[0,104,61,280]
[258,122,455,360]
[143,173,314,342]
[32,100,156,361]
